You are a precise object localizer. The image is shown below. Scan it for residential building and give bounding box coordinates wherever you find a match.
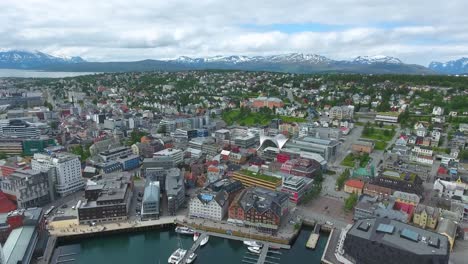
[344,179,365,195]
[228,187,289,233]
[166,168,185,215]
[141,181,160,219]
[78,173,133,224]
[0,169,52,208]
[344,218,450,264]
[329,106,353,120]
[413,204,439,229]
[31,153,84,197]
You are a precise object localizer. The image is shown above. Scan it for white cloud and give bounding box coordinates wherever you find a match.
[1,0,467,65]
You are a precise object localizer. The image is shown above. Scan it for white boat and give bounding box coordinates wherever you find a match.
[167,248,187,264]
[243,241,262,247]
[186,253,197,264]
[193,233,200,241]
[247,246,261,254]
[200,235,209,246]
[175,226,195,235]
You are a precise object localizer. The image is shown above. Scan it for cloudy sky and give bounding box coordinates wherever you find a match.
[2,0,468,65]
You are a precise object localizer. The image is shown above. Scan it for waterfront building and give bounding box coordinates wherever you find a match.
[141,181,160,219]
[78,174,133,224]
[189,190,228,221]
[232,169,282,191]
[0,169,53,208]
[228,187,289,233]
[31,153,84,197]
[344,218,450,264]
[166,168,185,216]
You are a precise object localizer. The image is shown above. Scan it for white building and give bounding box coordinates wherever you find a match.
[189,191,228,221]
[432,106,444,116]
[153,148,183,166]
[0,119,41,138]
[32,153,84,197]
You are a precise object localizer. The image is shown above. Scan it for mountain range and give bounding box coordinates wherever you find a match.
[428,57,468,74]
[0,49,465,75]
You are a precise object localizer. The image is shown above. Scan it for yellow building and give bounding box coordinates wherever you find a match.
[413,204,439,229]
[232,170,281,191]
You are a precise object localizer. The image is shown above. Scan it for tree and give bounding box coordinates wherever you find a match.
[0,152,8,160]
[344,192,359,211]
[157,124,167,134]
[44,101,53,111]
[336,169,350,190]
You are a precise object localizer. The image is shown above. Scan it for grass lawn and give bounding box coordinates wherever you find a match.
[341,154,356,167]
[240,169,281,183]
[341,153,371,167]
[374,141,388,150]
[361,129,394,141]
[222,109,306,126]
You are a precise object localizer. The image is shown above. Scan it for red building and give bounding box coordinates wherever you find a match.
[252,97,284,109]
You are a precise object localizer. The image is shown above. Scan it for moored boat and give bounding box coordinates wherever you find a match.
[193,232,200,241]
[167,248,187,264]
[243,241,262,247]
[200,235,209,246]
[175,226,195,235]
[247,246,261,254]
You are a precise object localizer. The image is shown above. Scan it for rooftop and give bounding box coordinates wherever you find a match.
[238,169,281,183]
[2,226,36,264]
[348,218,449,256]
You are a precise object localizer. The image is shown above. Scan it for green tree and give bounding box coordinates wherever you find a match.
[344,192,359,211]
[0,152,8,159]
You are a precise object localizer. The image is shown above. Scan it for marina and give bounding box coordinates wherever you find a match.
[51,226,329,264]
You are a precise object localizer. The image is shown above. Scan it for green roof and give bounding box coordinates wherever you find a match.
[377,111,401,117]
[239,169,281,183]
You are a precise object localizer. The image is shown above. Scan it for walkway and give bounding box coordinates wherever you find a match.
[180,233,207,264]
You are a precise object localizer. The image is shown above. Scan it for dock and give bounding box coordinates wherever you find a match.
[180,233,207,264]
[306,224,321,249]
[241,243,282,264]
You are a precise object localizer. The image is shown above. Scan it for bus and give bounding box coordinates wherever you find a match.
[44,206,55,217]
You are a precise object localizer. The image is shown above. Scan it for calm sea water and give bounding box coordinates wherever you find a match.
[54,227,328,264]
[0,69,98,78]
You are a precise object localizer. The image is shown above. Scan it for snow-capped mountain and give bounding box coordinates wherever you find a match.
[171,53,332,65]
[0,50,434,74]
[0,50,85,69]
[428,57,468,74]
[351,55,403,64]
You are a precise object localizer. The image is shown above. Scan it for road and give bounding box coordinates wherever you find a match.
[333,126,363,166]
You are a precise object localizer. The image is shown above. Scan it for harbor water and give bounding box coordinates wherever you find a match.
[54,227,329,264]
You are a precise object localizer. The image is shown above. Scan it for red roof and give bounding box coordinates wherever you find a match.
[0,191,17,213]
[345,179,365,189]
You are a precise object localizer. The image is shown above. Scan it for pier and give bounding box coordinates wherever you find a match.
[180,233,207,264]
[240,243,282,264]
[306,224,321,249]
